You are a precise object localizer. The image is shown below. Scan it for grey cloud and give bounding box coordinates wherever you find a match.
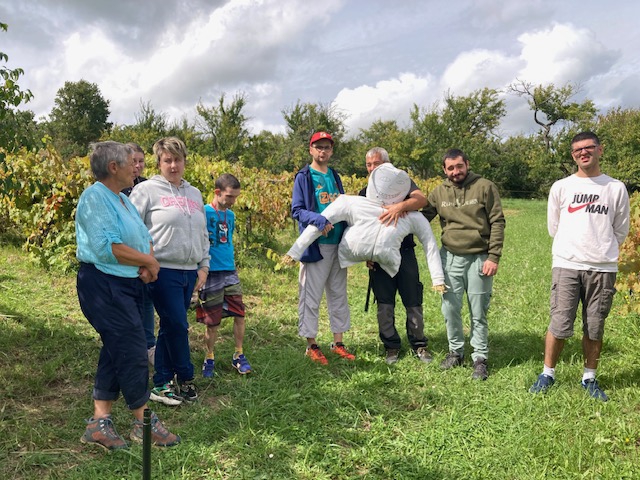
[4,0,228,60]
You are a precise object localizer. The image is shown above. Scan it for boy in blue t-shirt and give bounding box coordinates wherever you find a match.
[196,174,251,376]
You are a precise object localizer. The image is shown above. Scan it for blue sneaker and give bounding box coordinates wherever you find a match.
[232,354,252,374]
[529,373,555,394]
[581,378,608,402]
[202,359,215,378]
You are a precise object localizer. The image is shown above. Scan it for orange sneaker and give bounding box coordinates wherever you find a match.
[305,344,328,365]
[331,342,355,361]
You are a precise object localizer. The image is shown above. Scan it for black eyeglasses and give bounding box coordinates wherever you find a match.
[312,145,333,151]
[571,144,598,155]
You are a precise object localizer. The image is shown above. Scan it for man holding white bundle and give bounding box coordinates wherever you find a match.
[285,162,445,296]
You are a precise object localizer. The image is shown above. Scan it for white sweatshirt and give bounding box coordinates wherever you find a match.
[287,195,445,285]
[548,174,629,272]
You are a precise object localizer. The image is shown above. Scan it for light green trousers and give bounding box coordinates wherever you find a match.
[440,249,493,362]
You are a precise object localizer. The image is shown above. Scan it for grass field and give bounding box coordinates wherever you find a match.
[0,198,639,479]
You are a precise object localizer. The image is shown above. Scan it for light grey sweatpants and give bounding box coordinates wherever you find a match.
[298,243,351,339]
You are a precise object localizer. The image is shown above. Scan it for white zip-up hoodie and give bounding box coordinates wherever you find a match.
[287,164,444,284]
[130,175,210,271]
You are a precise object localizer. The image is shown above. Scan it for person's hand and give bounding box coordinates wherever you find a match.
[138,266,156,284]
[482,259,499,276]
[432,284,448,295]
[144,255,160,279]
[321,222,334,236]
[366,260,375,270]
[194,268,208,292]
[379,203,407,227]
[281,255,297,267]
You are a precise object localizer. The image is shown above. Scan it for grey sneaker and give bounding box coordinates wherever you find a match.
[440,351,464,370]
[385,349,400,365]
[413,347,433,364]
[80,415,128,451]
[472,358,488,380]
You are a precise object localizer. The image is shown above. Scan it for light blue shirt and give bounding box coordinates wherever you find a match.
[76,182,152,277]
[205,204,236,271]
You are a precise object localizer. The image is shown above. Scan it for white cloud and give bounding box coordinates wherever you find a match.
[334,73,437,135]
[3,0,639,139]
[440,49,522,95]
[517,23,617,85]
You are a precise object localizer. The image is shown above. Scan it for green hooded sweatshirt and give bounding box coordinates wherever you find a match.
[423,171,505,263]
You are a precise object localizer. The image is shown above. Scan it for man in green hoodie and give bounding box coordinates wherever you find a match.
[422,149,505,380]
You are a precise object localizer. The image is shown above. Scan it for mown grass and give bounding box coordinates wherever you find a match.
[1,199,639,479]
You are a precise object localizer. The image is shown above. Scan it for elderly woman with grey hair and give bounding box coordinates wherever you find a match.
[76,141,180,450]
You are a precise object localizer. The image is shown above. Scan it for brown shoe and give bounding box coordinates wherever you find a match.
[472,358,489,381]
[130,411,181,447]
[413,347,433,364]
[385,349,400,365]
[80,415,128,451]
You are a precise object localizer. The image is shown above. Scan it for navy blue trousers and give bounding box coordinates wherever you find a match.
[77,263,150,410]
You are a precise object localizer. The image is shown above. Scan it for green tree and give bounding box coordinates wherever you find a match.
[509,80,596,152]
[408,104,446,179]
[409,89,505,179]
[196,92,250,162]
[46,80,111,159]
[0,22,34,154]
[439,88,505,175]
[281,101,348,172]
[110,101,200,156]
[349,120,412,177]
[494,135,541,198]
[109,100,168,151]
[242,130,288,172]
[596,107,640,190]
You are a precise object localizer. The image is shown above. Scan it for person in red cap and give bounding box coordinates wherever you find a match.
[290,131,355,364]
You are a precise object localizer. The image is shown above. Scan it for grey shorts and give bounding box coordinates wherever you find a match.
[549,268,617,341]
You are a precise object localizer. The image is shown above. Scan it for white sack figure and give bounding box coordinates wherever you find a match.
[285,163,446,292]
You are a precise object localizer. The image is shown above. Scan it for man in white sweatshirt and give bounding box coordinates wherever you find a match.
[529,131,630,401]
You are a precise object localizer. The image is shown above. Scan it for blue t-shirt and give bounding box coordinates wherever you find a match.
[205,204,235,271]
[76,182,152,277]
[310,167,344,244]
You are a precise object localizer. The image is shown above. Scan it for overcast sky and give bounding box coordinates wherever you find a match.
[2,0,639,139]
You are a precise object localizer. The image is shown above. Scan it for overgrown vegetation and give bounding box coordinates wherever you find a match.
[1,200,639,479]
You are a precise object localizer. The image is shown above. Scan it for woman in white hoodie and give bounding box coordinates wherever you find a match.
[130,137,209,405]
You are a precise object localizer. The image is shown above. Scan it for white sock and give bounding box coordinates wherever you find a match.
[582,368,596,382]
[542,365,555,378]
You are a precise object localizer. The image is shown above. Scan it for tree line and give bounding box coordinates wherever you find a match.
[2,23,640,316]
[2,22,640,199]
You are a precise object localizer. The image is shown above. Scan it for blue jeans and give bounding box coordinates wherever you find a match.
[77,263,150,410]
[150,267,197,386]
[141,284,156,349]
[440,250,493,362]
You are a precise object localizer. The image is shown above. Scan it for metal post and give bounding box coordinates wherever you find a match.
[142,408,151,480]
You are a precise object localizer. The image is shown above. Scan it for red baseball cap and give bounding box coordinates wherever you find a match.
[309,131,334,146]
